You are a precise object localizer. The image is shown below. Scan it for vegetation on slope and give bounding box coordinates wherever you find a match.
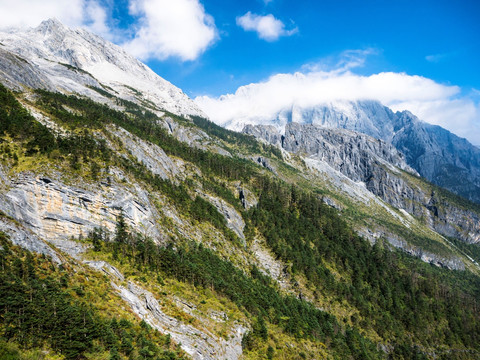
[0,232,186,360]
[84,217,382,360]
[0,86,240,245]
[1,85,480,359]
[249,178,480,357]
[191,115,283,159]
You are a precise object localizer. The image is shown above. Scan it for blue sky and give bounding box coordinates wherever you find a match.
[0,0,479,142]
[144,0,480,98]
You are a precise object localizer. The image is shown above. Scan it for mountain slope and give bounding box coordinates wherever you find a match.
[223,99,480,204]
[0,18,204,118]
[392,111,480,202]
[1,19,480,360]
[245,122,480,248]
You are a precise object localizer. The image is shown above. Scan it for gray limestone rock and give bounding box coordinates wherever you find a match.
[254,156,277,174]
[243,124,283,146]
[85,260,125,281]
[237,186,258,210]
[0,173,162,244]
[116,281,247,360]
[111,126,180,181]
[0,218,61,263]
[201,193,246,243]
[358,228,465,270]
[282,122,416,181]
[0,47,56,91]
[244,122,480,245]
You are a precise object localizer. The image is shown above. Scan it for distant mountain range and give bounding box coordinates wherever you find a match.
[227,99,480,204]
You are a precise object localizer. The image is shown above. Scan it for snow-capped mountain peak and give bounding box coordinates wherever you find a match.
[0,18,205,118]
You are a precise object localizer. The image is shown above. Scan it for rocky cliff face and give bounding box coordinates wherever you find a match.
[0,172,163,243]
[237,99,480,204]
[0,47,56,92]
[244,123,480,245]
[282,122,416,179]
[392,111,480,203]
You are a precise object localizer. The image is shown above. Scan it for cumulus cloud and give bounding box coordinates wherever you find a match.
[0,0,112,38]
[195,60,480,144]
[0,0,217,62]
[123,0,217,61]
[84,1,115,40]
[236,12,297,41]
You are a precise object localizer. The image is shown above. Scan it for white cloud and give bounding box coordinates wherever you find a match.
[425,53,449,63]
[195,59,480,144]
[236,12,297,41]
[84,1,112,39]
[302,48,379,73]
[0,0,216,62]
[123,0,217,61]
[0,0,112,37]
[0,0,85,29]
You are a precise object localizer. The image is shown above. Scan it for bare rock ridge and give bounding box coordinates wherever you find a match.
[391,111,480,203]
[0,47,56,91]
[116,281,246,360]
[82,259,247,360]
[240,100,480,204]
[0,18,205,118]
[244,123,480,245]
[0,173,163,243]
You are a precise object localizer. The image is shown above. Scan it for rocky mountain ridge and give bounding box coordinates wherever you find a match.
[234,100,480,204]
[0,18,205,118]
[245,122,480,246]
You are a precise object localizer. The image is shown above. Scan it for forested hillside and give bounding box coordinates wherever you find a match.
[1,84,480,359]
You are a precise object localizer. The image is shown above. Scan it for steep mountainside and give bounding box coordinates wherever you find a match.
[0,18,204,118]
[245,122,480,247]
[229,100,480,203]
[392,111,480,202]
[1,20,480,360]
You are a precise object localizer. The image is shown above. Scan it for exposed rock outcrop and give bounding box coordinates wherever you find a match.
[30,235,249,360]
[357,227,466,270]
[237,186,258,210]
[0,173,163,243]
[0,47,56,91]
[116,281,247,360]
[0,217,61,263]
[254,156,277,174]
[245,123,480,245]
[201,193,246,243]
[281,122,416,178]
[110,126,180,181]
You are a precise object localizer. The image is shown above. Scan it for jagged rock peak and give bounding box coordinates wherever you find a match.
[239,99,480,204]
[34,18,66,35]
[0,18,206,118]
